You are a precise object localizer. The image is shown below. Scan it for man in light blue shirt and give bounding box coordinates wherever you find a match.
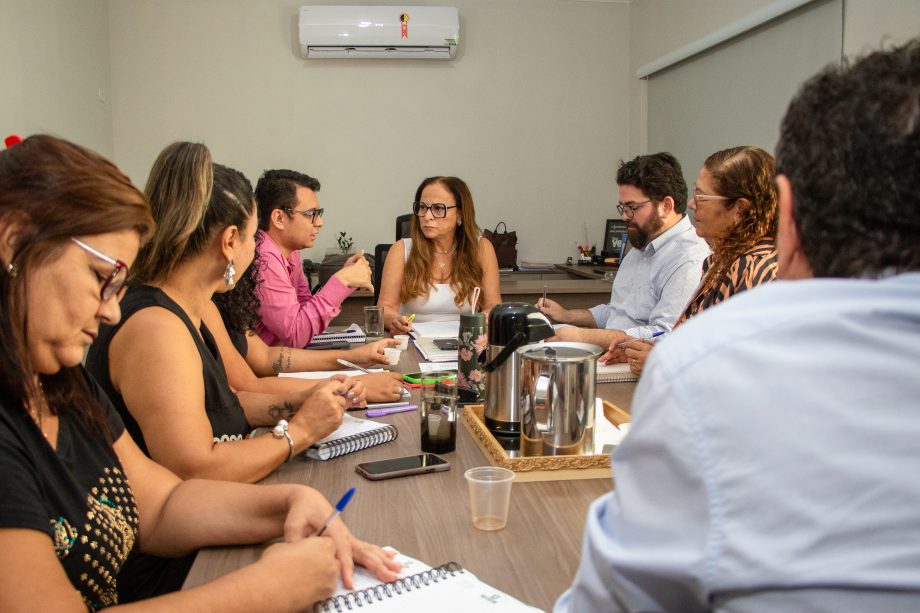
[556,41,920,611]
[540,153,709,349]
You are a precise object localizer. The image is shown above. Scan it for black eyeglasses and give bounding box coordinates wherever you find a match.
[71,238,128,301]
[616,200,652,216]
[284,207,324,223]
[413,202,458,218]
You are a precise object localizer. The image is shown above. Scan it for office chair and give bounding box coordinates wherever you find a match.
[395,214,413,241]
[373,243,392,304]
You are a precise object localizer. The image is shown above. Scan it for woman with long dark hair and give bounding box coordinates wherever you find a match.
[0,135,398,610]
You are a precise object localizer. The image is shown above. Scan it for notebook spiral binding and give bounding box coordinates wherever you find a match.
[322,425,398,460]
[314,562,463,612]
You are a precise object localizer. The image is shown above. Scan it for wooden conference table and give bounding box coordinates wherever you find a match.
[184,349,636,611]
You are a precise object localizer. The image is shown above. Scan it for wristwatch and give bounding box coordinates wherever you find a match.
[272,419,295,462]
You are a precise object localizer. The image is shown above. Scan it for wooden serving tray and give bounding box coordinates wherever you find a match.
[461,402,631,482]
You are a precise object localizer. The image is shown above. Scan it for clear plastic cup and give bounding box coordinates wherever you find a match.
[464,466,515,531]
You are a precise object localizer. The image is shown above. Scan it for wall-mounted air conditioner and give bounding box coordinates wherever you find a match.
[298,5,459,60]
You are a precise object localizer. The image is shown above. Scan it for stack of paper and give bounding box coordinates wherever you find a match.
[408,320,459,340]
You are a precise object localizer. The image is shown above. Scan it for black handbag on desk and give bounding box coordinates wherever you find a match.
[483,221,518,269]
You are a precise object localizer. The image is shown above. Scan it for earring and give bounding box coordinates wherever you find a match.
[6,262,16,277]
[224,260,236,287]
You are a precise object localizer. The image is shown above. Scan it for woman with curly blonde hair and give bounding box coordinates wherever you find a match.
[378,176,501,332]
[609,146,779,375]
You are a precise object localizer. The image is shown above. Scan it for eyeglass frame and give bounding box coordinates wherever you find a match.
[412,202,458,219]
[70,238,128,301]
[690,188,733,203]
[616,199,653,216]
[283,207,324,223]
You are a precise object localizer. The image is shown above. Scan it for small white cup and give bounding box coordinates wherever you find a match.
[383,347,401,365]
[393,334,410,350]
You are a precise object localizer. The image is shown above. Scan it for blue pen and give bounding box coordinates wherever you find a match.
[317,487,356,536]
[616,330,665,349]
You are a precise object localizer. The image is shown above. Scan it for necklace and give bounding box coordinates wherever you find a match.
[432,243,456,256]
[27,380,52,442]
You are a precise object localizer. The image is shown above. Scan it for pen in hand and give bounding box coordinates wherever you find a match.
[337,358,412,395]
[318,487,356,536]
[616,330,665,349]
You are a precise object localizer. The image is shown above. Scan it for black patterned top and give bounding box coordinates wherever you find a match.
[0,370,139,610]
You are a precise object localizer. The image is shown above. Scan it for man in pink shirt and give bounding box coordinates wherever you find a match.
[254,169,372,347]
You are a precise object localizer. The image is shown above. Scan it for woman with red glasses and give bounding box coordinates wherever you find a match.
[0,135,398,611]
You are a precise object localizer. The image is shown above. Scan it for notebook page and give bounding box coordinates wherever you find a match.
[409,320,460,339]
[318,552,541,613]
[312,413,391,446]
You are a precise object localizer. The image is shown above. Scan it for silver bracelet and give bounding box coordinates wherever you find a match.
[272,419,295,462]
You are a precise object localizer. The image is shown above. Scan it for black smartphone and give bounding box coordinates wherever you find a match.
[433,338,459,351]
[355,453,450,481]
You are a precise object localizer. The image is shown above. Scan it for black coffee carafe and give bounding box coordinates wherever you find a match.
[481,303,554,434]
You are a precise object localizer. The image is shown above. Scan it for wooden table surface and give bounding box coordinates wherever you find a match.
[183,347,636,611]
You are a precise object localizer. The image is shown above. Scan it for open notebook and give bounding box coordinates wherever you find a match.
[315,551,540,613]
[597,362,639,383]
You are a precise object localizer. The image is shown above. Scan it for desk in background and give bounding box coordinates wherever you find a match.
[332,265,614,327]
[183,349,635,611]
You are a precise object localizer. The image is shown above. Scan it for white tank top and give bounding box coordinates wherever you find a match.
[400,238,472,323]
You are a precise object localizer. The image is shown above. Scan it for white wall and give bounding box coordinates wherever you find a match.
[628,0,920,160]
[0,0,113,156]
[107,0,632,264]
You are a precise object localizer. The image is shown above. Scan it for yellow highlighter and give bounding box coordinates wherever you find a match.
[406,313,416,323]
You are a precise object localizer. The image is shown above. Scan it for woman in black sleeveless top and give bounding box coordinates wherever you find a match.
[85,144,360,485]
[0,135,400,610]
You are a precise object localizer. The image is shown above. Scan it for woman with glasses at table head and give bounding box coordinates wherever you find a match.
[377,176,502,332]
[603,145,779,376]
[0,134,399,611]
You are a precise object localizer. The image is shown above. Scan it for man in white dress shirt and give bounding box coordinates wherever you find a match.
[539,152,709,350]
[556,40,920,611]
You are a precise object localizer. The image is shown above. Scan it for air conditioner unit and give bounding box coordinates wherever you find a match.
[298,6,459,60]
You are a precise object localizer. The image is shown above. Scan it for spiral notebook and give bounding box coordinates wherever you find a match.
[314,556,540,612]
[310,323,367,345]
[597,362,639,383]
[303,414,398,461]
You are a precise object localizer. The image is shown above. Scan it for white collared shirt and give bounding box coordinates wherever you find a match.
[589,215,709,337]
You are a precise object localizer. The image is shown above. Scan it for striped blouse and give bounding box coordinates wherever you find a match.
[676,237,778,326]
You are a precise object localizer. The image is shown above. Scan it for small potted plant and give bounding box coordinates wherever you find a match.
[337,231,354,255]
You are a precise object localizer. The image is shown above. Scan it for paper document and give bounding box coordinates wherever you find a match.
[419,361,458,372]
[279,368,384,380]
[409,320,460,339]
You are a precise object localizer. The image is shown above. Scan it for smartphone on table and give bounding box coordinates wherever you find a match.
[433,338,459,351]
[355,453,450,481]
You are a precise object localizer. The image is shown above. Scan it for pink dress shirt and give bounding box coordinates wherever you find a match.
[254,230,354,347]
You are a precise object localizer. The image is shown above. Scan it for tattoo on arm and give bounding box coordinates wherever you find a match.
[267,401,296,421]
[272,346,291,375]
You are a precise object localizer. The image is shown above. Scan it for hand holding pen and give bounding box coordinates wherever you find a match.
[600,331,665,365]
[337,358,412,396]
[318,487,356,536]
